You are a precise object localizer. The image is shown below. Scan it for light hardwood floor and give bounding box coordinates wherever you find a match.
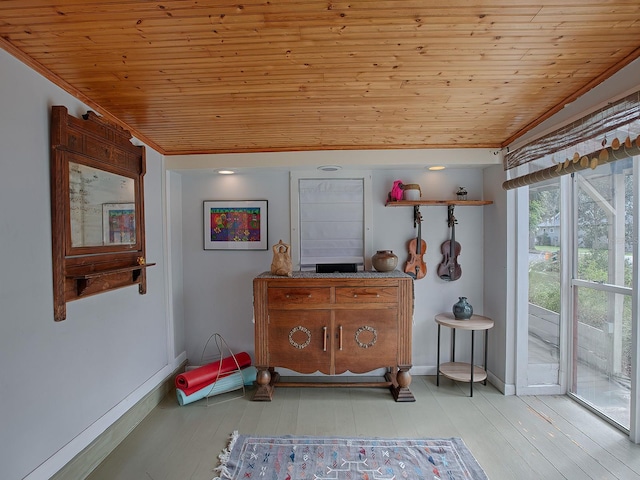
[86,376,640,480]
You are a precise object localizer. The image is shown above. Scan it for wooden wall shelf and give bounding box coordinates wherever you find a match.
[68,263,156,296]
[386,199,493,230]
[385,200,493,207]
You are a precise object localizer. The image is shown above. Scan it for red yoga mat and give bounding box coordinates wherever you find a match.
[175,352,251,393]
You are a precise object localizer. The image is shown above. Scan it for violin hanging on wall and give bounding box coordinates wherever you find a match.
[437,205,462,281]
[404,207,427,279]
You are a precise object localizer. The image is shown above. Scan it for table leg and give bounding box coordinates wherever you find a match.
[484,329,489,386]
[451,328,456,362]
[436,324,441,386]
[470,330,475,397]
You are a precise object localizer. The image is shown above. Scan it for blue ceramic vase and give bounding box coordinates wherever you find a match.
[453,297,473,319]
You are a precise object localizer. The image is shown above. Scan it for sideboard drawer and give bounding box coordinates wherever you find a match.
[267,287,331,306]
[335,286,398,304]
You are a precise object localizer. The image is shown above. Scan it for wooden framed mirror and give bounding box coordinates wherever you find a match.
[50,106,154,321]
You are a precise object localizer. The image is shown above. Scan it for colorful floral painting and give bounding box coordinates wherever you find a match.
[204,200,268,250]
[209,207,261,242]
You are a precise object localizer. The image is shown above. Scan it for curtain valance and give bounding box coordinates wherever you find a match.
[504,90,640,172]
[502,89,640,190]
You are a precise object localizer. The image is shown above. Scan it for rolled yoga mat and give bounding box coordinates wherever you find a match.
[176,366,257,406]
[175,351,252,393]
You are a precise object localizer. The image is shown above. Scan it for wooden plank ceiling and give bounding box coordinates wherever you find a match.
[1,1,640,156]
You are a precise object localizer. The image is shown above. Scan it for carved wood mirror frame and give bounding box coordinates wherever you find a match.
[50,106,152,321]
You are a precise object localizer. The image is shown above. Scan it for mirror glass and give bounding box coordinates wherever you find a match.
[69,161,136,247]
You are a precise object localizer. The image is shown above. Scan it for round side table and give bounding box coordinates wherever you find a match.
[435,312,494,397]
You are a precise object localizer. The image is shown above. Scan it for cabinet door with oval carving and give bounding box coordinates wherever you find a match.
[334,309,398,374]
[268,309,332,374]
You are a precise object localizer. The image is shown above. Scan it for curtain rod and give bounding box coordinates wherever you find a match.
[502,138,640,190]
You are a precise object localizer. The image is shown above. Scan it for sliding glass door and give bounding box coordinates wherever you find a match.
[570,158,635,431]
[519,156,639,438]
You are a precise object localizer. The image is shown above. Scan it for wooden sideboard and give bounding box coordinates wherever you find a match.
[253,271,414,401]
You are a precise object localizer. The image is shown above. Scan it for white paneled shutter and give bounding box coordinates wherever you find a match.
[299,178,364,269]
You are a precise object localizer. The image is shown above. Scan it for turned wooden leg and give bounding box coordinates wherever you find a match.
[252,367,274,401]
[397,369,412,389]
[388,366,415,402]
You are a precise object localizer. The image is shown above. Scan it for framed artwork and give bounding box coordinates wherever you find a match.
[203,200,268,250]
[102,203,136,244]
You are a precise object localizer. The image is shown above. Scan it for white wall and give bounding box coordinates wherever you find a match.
[180,170,291,362]
[177,165,495,372]
[168,171,186,357]
[482,165,514,393]
[0,49,178,480]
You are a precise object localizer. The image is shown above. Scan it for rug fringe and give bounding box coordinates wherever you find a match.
[212,430,239,480]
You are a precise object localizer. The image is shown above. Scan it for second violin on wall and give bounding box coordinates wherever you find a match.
[437,205,462,282]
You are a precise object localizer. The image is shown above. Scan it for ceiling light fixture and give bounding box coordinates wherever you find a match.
[317,165,342,172]
[428,166,445,171]
[217,169,235,175]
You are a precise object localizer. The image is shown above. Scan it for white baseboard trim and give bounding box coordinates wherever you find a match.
[487,370,515,395]
[26,352,187,480]
[409,365,436,376]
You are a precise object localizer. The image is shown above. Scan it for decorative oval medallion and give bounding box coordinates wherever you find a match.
[288,325,311,349]
[355,325,377,349]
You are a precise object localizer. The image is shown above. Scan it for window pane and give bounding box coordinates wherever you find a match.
[572,287,631,429]
[528,180,561,384]
[576,159,633,288]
